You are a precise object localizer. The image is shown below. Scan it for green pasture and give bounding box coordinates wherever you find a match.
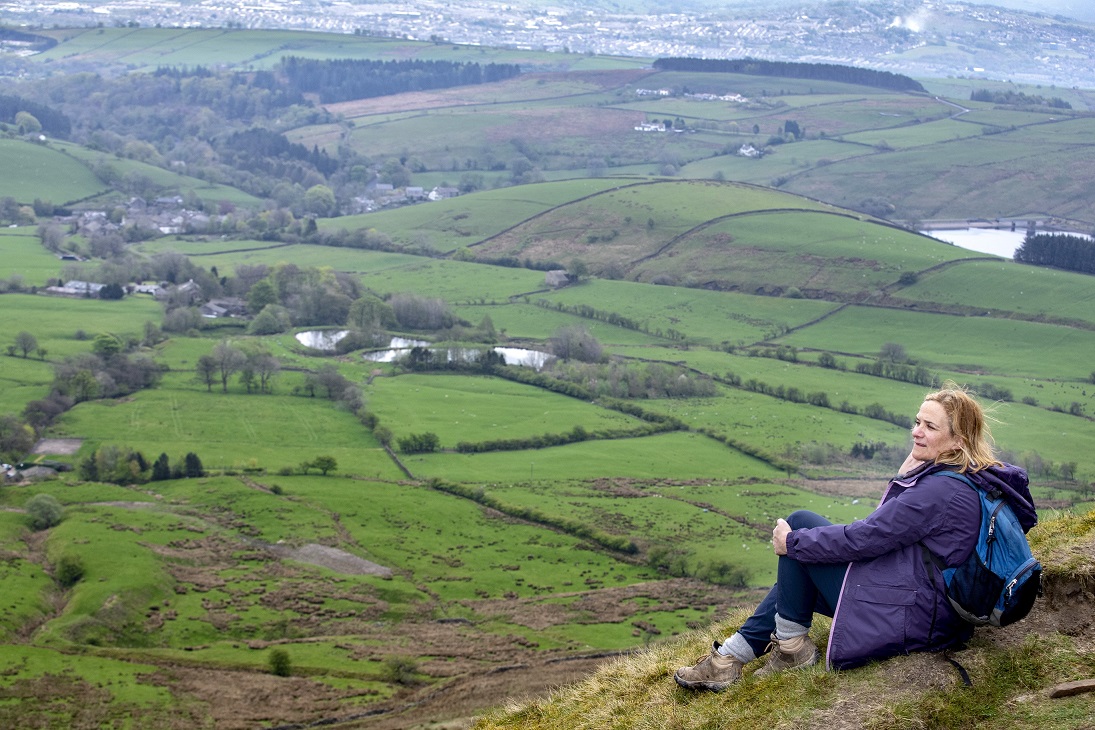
[403,430,777,483]
[135,239,427,277]
[954,109,1065,128]
[472,179,840,266]
[365,372,646,447]
[0,293,162,358]
[53,385,399,479]
[677,141,870,185]
[273,476,659,604]
[614,344,925,408]
[785,130,1095,221]
[0,228,83,286]
[776,96,954,137]
[628,211,963,295]
[0,645,187,726]
[607,99,776,123]
[642,72,895,99]
[451,301,666,345]
[840,117,990,148]
[35,505,177,647]
[642,385,909,456]
[901,259,1095,327]
[342,104,706,171]
[491,478,873,584]
[774,305,1095,380]
[358,258,548,302]
[539,278,837,345]
[0,139,106,204]
[0,356,54,414]
[54,142,262,208]
[322,178,628,248]
[998,115,1095,145]
[0,513,50,642]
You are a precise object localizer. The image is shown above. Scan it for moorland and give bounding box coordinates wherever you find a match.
[0,25,1094,729]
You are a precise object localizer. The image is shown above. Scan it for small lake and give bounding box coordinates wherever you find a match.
[921,229,1025,259]
[295,330,349,350]
[922,228,1093,259]
[363,344,553,370]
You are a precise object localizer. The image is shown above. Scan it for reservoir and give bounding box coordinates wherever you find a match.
[922,228,1093,259]
[921,228,1026,259]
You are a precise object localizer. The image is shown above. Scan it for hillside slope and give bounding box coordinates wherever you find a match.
[473,509,1095,730]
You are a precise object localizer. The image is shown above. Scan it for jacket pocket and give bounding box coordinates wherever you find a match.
[851,585,918,654]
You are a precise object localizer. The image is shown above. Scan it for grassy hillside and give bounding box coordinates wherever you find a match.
[9,27,1094,225]
[473,512,1095,730]
[2,31,1094,725]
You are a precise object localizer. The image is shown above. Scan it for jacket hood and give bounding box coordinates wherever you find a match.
[966,462,1038,532]
[892,462,1037,532]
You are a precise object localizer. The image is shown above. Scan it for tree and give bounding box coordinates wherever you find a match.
[98,282,125,300]
[268,648,292,677]
[310,455,337,475]
[879,342,907,364]
[247,304,292,335]
[183,452,205,478]
[549,325,604,363]
[92,333,123,358]
[55,552,85,587]
[247,279,279,314]
[397,432,440,454]
[14,331,37,358]
[303,185,337,217]
[211,340,246,393]
[195,355,218,392]
[0,414,36,462]
[26,493,64,530]
[15,111,42,135]
[151,453,171,481]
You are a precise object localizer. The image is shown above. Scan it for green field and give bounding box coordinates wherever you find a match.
[0,139,107,204]
[3,26,1095,726]
[0,228,89,286]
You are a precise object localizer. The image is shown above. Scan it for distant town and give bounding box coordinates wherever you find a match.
[2,0,1095,88]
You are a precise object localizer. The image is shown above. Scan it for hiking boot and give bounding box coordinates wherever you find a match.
[674,642,745,692]
[753,633,819,677]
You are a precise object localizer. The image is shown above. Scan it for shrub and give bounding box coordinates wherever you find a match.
[268,648,292,676]
[26,493,64,530]
[379,657,419,685]
[55,553,85,587]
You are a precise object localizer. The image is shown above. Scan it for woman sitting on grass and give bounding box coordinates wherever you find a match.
[675,382,1037,691]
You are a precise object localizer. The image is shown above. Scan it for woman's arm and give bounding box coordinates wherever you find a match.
[785,474,974,564]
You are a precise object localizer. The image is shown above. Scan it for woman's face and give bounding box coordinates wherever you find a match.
[911,400,961,462]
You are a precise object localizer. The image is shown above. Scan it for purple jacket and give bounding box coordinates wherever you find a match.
[785,462,1034,670]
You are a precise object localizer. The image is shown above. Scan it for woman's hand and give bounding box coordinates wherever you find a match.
[899,451,925,475]
[773,518,790,556]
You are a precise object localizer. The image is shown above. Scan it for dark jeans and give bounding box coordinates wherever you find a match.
[737,510,849,658]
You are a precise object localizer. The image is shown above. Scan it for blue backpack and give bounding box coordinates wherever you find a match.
[922,471,1041,628]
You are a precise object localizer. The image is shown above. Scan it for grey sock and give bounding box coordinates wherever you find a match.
[717,633,756,664]
[774,613,809,641]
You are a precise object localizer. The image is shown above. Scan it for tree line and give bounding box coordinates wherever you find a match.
[0,92,71,136]
[970,88,1071,109]
[277,56,522,104]
[1014,232,1095,275]
[652,57,925,93]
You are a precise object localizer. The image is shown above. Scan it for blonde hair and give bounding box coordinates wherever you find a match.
[923,381,1002,473]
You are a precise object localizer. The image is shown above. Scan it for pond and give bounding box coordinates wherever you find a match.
[922,228,1093,259]
[921,228,1025,259]
[363,344,553,370]
[294,330,349,350]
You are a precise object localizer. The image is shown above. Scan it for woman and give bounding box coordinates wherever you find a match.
[675,383,1037,691]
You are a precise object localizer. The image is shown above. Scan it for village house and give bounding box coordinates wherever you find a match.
[200,297,248,319]
[545,269,574,288]
[43,279,106,297]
